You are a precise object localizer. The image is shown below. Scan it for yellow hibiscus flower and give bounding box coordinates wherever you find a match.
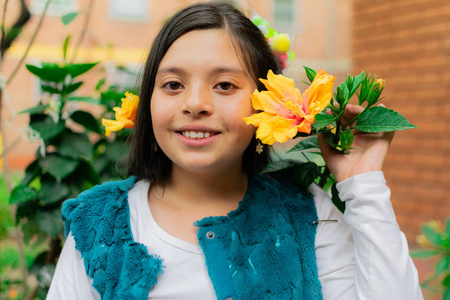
[102,92,139,136]
[243,69,335,145]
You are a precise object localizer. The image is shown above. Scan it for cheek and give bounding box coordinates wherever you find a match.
[150,96,168,138]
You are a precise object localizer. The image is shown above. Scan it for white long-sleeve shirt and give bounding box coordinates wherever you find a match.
[47,171,423,299]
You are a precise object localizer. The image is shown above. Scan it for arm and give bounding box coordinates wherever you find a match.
[314,104,423,298]
[47,233,100,300]
[312,173,423,300]
[337,172,422,299]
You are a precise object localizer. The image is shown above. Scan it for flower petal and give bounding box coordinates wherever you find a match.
[260,70,302,105]
[295,115,315,134]
[256,115,298,144]
[243,112,274,127]
[251,91,290,117]
[302,69,335,116]
[102,119,126,136]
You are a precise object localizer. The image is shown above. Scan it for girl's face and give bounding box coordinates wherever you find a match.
[151,29,257,176]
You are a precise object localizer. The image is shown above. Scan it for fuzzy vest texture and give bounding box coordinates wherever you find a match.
[62,174,322,300]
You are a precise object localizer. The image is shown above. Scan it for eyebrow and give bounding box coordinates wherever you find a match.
[156,66,248,77]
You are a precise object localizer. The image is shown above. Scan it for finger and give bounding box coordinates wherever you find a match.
[340,104,364,126]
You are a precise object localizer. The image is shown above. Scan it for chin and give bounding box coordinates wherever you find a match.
[175,158,242,176]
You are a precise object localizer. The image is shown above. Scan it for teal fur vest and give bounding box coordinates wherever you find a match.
[62,174,322,299]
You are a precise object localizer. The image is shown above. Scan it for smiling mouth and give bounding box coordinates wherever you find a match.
[179,131,219,139]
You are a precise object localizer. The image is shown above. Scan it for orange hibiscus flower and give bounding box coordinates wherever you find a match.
[243,69,335,144]
[102,92,139,136]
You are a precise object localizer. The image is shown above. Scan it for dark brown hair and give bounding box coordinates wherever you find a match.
[127,2,280,183]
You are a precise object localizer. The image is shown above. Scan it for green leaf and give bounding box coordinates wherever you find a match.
[68,96,101,105]
[38,154,80,179]
[323,131,345,153]
[35,206,64,237]
[16,199,38,223]
[350,71,365,98]
[29,114,65,140]
[422,223,444,246]
[446,218,450,239]
[444,286,450,300]
[41,83,60,94]
[444,274,450,287]
[66,62,99,78]
[70,110,101,133]
[312,114,336,131]
[63,35,71,60]
[26,64,69,83]
[92,154,111,174]
[9,185,38,205]
[100,90,127,109]
[293,162,321,190]
[303,66,316,83]
[409,249,440,259]
[331,183,345,213]
[21,217,46,246]
[337,82,350,104]
[340,72,365,103]
[287,136,319,153]
[95,78,105,91]
[435,256,450,276]
[105,139,129,161]
[262,159,297,174]
[58,131,93,160]
[40,180,70,205]
[63,81,83,94]
[21,159,42,186]
[355,106,418,133]
[335,86,346,106]
[29,252,47,275]
[339,127,354,150]
[61,12,78,25]
[18,104,49,115]
[67,161,100,185]
[358,74,384,106]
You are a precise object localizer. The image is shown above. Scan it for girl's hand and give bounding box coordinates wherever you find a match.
[318,104,395,183]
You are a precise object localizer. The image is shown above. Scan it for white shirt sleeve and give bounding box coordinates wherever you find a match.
[47,233,100,300]
[312,171,423,300]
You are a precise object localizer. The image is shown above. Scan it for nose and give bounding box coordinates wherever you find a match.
[181,85,213,117]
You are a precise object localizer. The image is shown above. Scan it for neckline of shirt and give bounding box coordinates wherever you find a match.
[137,181,204,255]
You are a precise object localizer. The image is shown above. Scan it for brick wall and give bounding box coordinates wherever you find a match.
[353,0,450,245]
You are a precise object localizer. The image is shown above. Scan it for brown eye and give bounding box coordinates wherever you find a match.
[216,82,236,91]
[167,82,181,90]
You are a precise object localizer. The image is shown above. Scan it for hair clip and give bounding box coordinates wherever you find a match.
[251,11,295,71]
[312,220,338,225]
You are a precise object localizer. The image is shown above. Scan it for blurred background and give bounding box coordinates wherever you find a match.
[0,0,448,299]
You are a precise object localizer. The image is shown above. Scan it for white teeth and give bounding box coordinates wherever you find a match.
[181,131,214,139]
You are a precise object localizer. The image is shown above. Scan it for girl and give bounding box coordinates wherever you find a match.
[48,2,423,300]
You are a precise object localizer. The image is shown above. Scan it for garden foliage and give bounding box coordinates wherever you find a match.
[6,28,135,296]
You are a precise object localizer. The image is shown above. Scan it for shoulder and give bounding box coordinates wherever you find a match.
[252,173,318,224]
[61,177,137,247]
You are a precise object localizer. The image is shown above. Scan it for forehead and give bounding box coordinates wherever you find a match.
[158,29,249,75]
